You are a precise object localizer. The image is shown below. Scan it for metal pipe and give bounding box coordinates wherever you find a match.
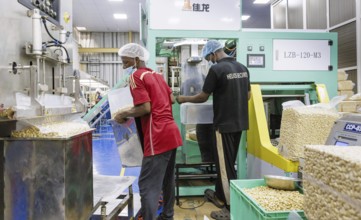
[262,94,306,98]
[356,0,361,93]
[107,194,131,219]
[59,30,67,63]
[304,93,310,105]
[100,202,107,220]
[59,64,62,89]
[36,56,41,84]
[128,31,132,43]
[62,64,66,87]
[42,58,46,84]
[32,9,42,55]
[29,65,37,102]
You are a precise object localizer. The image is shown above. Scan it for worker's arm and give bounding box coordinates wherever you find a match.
[176,91,210,104]
[248,91,251,100]
[114,102,151,124]
[170,93,175,104]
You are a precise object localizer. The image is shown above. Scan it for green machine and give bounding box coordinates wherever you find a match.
[142,0,338,199]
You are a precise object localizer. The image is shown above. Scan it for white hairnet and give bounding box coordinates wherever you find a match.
[118,43,150,61]
[201,40,223,58]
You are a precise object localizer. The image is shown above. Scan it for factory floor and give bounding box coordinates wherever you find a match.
[174,197,222,220]
[93,122,221,220]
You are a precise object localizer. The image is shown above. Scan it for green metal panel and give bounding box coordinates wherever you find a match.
[237,31,338,98]
[143,0,338,97]
[172,102,181,130]
[180,127,202,164]
[237,131,247,179]
[177,185,215,197]
[145,30,338,98]
[146,29,241,70]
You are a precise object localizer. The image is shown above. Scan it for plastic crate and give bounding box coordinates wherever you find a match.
[230,179,306,220]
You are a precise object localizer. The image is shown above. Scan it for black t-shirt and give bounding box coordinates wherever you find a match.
[203,57,250,133]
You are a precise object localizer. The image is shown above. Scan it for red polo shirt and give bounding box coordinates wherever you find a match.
[129,67,182,156]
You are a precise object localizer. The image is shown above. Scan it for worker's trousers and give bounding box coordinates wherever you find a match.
[138,149,177,220]
[214,131,242,208]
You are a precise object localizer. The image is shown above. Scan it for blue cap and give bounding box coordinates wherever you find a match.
[201,40,223,58]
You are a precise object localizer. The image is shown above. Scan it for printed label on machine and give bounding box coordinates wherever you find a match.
[343,123,361,133]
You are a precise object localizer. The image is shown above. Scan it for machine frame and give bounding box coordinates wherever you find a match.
[139,0,339,201]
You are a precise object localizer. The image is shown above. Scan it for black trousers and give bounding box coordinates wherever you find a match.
[138,149,177,220]
[196,124,215,163]
[213,131,242,208]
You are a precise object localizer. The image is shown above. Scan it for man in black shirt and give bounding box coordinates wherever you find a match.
[176,40,251,220]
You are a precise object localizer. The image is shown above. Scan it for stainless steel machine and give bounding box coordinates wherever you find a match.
[1,134,92,220]
[0,1,116,219]
[1,0,87,118]
[325,113,361,146]
[0,114,94,220]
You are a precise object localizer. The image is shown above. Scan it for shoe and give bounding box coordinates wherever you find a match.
[210,207,230,220]
[204,189,225,209]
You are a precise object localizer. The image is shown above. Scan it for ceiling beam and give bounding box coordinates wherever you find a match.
[78,48,119,53]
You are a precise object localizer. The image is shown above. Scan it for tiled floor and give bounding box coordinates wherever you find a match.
[93,123,220,220]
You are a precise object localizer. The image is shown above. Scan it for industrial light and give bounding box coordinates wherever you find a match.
[242,15,250,21]
[76,27,87,31]
[113,13,127,19]
[254,0,270,4]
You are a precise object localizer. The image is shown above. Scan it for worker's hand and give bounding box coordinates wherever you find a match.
[176,95,184,104]
[114,112,128,124]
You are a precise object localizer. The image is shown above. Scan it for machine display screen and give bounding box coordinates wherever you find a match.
[247,54,265,68]
[334,141,349,146]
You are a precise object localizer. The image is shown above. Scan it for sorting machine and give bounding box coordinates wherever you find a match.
[143,0,338,198]
[326,113,361,146]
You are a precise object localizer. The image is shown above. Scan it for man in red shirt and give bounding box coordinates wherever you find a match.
[115,43,182,220]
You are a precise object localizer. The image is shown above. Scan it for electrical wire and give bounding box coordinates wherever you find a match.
[53,48,63,55]
[43,40,58,45]
[46,44,70,63]
[53,48,63,57]
[176,197,207,209]
[41,17,69,44]
[41,17,70,63]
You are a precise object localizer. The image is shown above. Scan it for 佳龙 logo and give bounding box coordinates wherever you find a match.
[182,0,210,12]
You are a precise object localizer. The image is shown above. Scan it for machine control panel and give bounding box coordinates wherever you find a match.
[247,54,265,68]
[18,0,60,26]
[326,113,361,146]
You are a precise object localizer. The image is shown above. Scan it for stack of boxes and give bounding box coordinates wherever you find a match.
[337,70,354,97]
[337,70,361,112]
